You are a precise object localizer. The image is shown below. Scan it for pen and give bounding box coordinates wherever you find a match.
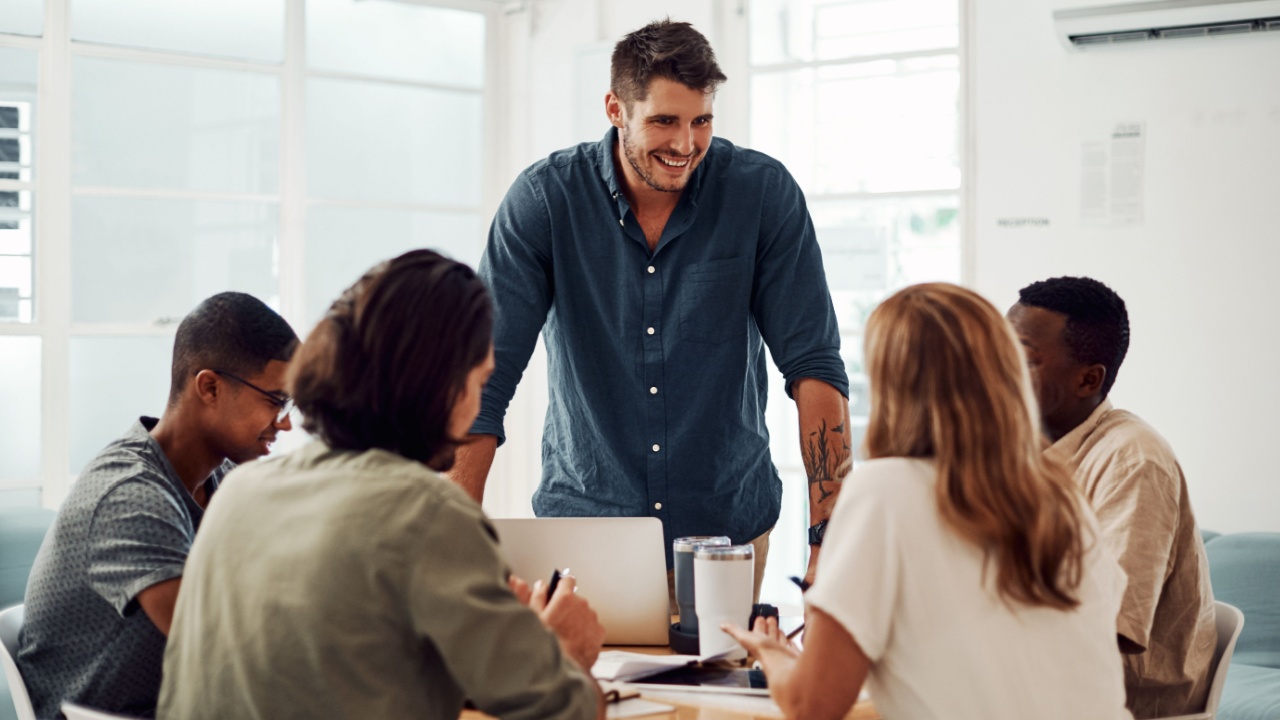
[787,576,809,640]
[547,567,568,598]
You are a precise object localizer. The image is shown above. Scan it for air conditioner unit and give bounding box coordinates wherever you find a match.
[1053,0,1280,47]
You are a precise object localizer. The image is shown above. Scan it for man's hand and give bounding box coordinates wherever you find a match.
[804,546,821,587]
[508,574,533,605]
[528,575,606,672]
[795,378,849,586]
[446,434,498,504]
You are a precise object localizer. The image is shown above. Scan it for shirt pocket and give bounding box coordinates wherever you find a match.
[678,256,752,345]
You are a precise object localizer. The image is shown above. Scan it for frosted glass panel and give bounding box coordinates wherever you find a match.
[306,205,482,324]
[72,197,279,324]
[0,0,43,37]
[307,78,482,206]
[1,47,37,324]
[70,336,171,472]
[0,490,41,509]
[73,57,279,193]
[751,60,959,195]
[751,0,958,65]
[308,0,484,87]
[0,336,40,479]
[72,0,283,62]
[810,195,961,337]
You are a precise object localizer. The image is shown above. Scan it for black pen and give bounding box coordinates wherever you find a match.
[787,576,809,640]
[547,567,568,598]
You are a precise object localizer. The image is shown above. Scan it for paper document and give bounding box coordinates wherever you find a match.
[592,651,697,682]
[606,697,677,718]
[591,647,745,682]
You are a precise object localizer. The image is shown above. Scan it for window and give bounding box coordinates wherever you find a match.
[0,0,495,507]
[748,0,962,604]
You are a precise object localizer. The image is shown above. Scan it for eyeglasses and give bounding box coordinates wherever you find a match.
[211,369,294,423]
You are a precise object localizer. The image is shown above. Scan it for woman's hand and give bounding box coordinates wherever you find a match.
[723,616,800,664]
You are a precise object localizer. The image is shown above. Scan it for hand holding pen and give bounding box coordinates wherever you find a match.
[787,576,810,640]
[532,568,605,672]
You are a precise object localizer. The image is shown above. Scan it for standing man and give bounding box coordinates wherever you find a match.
[18,292,298,719]
[1008,276,1216,718]
[449,20,850,593]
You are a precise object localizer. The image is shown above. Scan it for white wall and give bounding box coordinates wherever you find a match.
[970,0,1280,532]
[483,0,732,517]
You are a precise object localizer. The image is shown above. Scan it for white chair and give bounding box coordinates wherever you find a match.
[60,702,142,720]
[1157,600,1245,720]
[0,604,36,720]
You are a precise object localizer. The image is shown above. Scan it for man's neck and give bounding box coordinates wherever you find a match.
[1046,396,1105,443]
[149,409,223,498]
[613,142,683,218]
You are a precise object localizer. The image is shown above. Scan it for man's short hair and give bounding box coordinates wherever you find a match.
[169,292,299,405]
[288,249,493,471]
[1018,276,1130,396]
[611,19,727,107]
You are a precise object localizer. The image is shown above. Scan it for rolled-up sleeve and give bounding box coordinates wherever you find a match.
[86,478,192,616]
[471,171,555,445]
[1090,459,1180,651]
[750,167,848,400]
[408,494,598,720]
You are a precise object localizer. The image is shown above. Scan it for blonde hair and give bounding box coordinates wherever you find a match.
[863,283,1085,609]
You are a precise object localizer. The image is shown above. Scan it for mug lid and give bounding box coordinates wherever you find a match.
[694,545,754,561]
[673,535,732,552]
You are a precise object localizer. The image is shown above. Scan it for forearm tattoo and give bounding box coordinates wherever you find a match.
[804,419,849,505]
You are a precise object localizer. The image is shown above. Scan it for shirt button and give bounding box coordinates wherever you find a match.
[619,218,625,227]
[647,266,655,274]
[654,502,663,510]
[649,387,658,395]
[652,444,660,452]
[646,327,655,335]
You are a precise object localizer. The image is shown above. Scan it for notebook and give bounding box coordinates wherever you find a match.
[490,517,670,645]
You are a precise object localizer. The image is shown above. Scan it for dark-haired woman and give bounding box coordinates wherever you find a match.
[726,283,1131,720]
[159,250,605,720]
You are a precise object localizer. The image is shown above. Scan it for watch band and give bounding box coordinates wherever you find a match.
[808,519,829,547]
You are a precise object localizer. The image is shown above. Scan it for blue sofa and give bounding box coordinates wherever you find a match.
[1202,530,1280,720]
[0,506,55,720]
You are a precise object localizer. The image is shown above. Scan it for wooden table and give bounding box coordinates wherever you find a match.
[463,691,877,719]
[462,643,880,720]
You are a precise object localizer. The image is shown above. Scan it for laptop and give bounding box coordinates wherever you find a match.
[489,517,669,645]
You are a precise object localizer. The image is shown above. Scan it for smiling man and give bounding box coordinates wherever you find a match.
[17,292,297,719]
[450,20,850,598]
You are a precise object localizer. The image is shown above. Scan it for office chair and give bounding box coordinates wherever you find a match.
[1155,600,1245,720]
[0,605,36,720]
[60,703,143,720]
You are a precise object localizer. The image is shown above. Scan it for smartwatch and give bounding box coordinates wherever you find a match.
[808,519,829,547]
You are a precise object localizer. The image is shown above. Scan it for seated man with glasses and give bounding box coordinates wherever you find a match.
[17,292,298,720]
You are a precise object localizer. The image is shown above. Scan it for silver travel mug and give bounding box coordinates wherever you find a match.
[673,536,730,633]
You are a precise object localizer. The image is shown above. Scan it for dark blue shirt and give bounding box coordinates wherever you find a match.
[472,128,848,564]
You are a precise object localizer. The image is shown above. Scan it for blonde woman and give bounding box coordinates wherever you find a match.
[726,283,1130,720]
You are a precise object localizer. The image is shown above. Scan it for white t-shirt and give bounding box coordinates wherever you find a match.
[806,457,1132,720]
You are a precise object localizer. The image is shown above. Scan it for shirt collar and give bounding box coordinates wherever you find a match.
[1046,399,1114,465]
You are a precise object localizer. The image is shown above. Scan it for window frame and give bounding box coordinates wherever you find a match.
[0,0,504,506]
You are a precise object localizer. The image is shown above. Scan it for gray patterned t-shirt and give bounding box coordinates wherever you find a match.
[17,417,227,720]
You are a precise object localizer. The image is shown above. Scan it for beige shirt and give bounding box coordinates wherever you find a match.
[1047,401,1216,719]
[159,441,598,720]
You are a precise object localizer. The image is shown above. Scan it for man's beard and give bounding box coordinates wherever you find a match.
[620,126,694,194]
